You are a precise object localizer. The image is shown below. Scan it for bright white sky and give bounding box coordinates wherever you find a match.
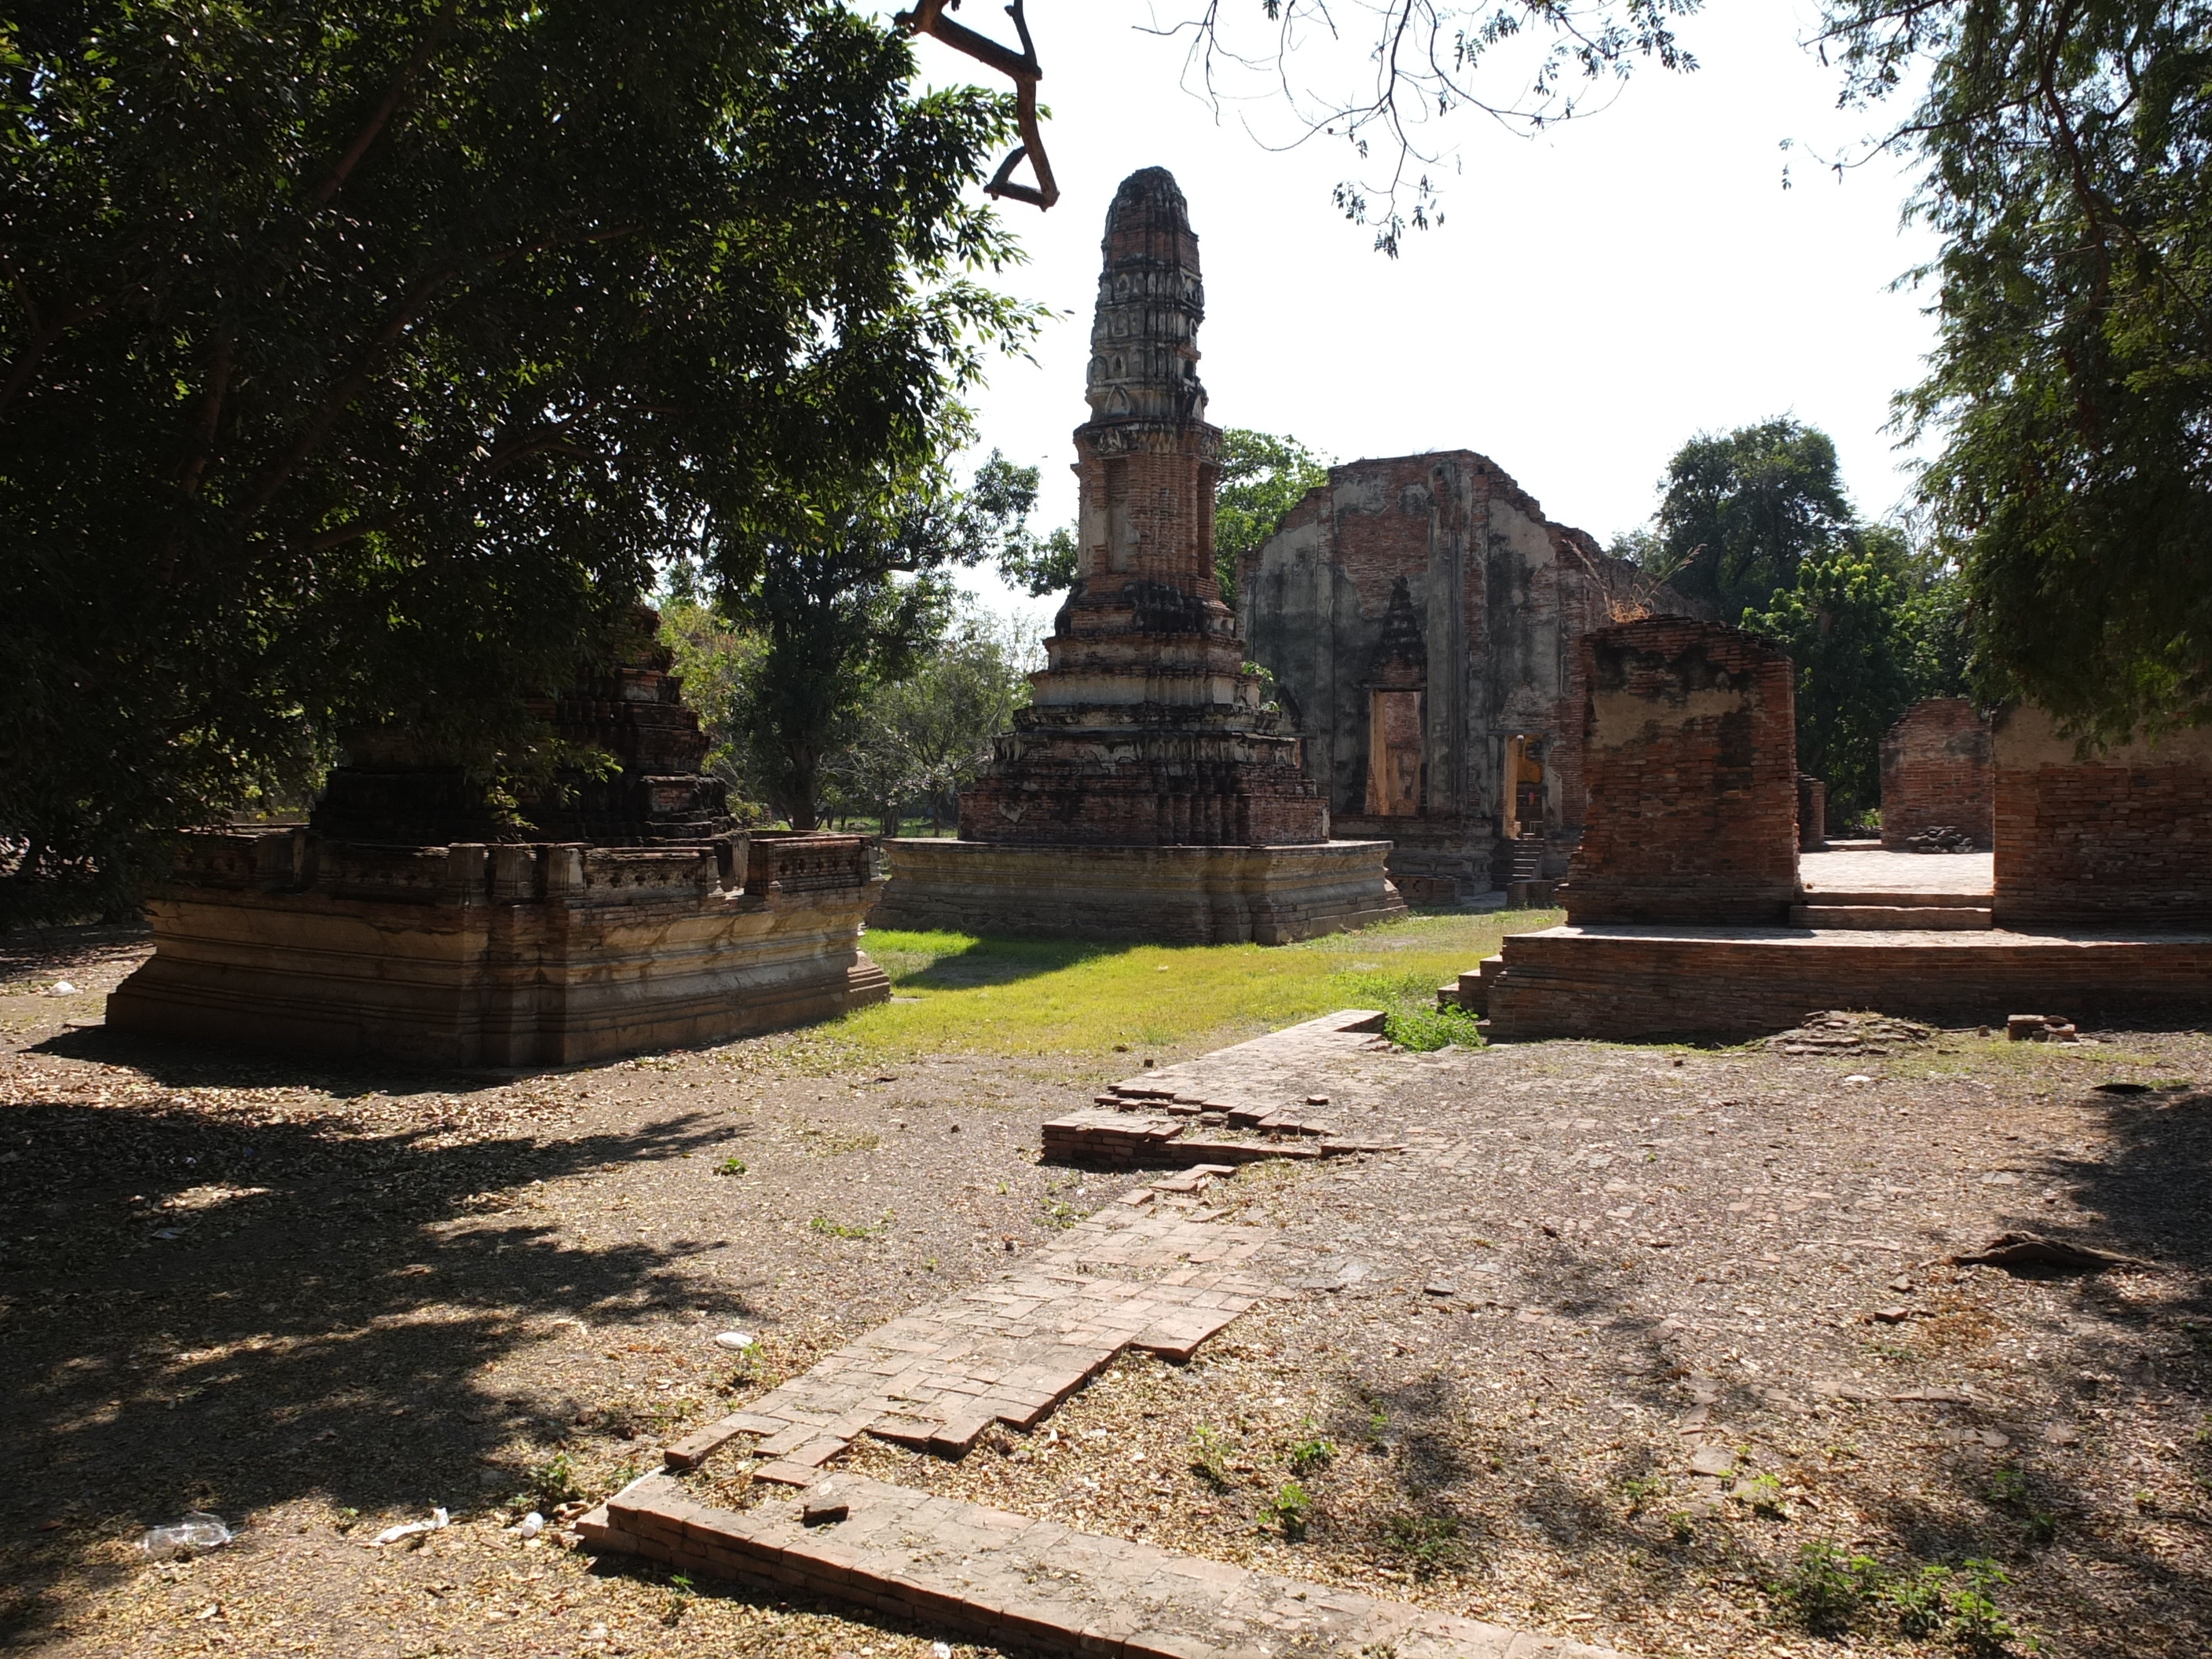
[891,2,1939,624]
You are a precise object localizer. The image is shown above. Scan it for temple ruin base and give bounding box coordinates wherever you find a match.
[106,830,889,1068]
[872,839,1404,944]
[1475,924,2212,1042]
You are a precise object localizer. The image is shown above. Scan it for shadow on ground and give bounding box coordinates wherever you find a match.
[0,1045,748,1646]
[879,935,1132,992]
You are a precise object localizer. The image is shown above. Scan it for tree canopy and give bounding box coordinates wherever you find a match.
[1623,416,1969,822]
[1214,430,1331,610]
[696,451,1040,830]
[0,0,1031,919]
[1645,418,1858,625]
[1817,0,2212,742]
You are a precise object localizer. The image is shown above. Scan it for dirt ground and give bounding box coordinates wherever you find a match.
[5,928,2209,1659]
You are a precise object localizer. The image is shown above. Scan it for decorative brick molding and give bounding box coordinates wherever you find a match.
[1560,620,1800,925]
[1880,699,1993,850]
[1990,705,2212,928]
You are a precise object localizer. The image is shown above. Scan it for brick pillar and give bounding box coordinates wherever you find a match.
[1560,619,1800,925]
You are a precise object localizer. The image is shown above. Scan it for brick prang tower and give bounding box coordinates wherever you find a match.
[958,167,1328,848]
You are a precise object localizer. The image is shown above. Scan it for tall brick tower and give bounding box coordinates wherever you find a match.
[956,167,1327,847]
[876,168,1401,942]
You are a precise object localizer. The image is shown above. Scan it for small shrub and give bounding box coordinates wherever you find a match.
[1738,1471,1788,1518]
[1384,1512,1461,1577]
[1882,1560,2022,1654]
[808,1213,881,1238]
[1188,1424,1232,1487]
[529,1452,583,1511]
[1288,1422,1338,1474]
[1775,1538,1882,1635]
[713,1155,747,1176]
[1260,1479,1313,1540]
[1383,1004,1485,1052]
[1619,1474,1665,1515]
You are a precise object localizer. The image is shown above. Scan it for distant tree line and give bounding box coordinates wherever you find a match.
[1614,418,1971,827]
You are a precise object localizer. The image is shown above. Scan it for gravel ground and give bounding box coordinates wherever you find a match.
[837,1027,2212,1659]
[5,927,2209,1659]
[1,930,1122,1659]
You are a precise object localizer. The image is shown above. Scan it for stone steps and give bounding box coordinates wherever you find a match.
[581,1471,1621,1659]
[1792,884,1995,931]
[1789,903,1994,930]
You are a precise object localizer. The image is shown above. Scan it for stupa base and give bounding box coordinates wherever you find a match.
[873,839,1404,945]
[105,830,889,1068]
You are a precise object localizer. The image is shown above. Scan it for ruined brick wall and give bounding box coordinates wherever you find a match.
[1880,699,1993,849]
[1238,451,1699,897]
[1990,706,2212,928]
[1561,619,1800,925]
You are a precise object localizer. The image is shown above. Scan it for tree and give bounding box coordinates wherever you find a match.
[1745,533,1923,820]
[1650,419,1858,625]
[0,2,1031,921]
[1214,429,1331,610]
[659,599,772,822]
[705,453,1039,830]
[983,451,1079,597]
[1171,1,1703,254]
[832,604,1037,832]
[1817,0,2212,742]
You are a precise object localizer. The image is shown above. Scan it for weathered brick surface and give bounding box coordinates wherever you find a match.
[584,1473,1621,1659]
[1484,924,2212,1041]
[954,169,1326,852]
[1241,452,1701,901]
[661,1201,1280,1474]
[1559,620,1800,925]
[1881,699,1993,850]
[1990,705,2212,928]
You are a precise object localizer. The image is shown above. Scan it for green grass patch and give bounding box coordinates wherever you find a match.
[825,909,1558,1060]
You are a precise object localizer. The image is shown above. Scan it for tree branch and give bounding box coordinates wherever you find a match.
[309,0,460,209]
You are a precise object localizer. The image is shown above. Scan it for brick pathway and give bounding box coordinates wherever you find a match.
[588,1471,1621,1659]
[1044,1009,1408,1167]
[663,1192,1279,1480]
[584,1012,1626,1657]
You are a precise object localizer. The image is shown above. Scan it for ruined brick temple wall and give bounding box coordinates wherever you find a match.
[1990,705,2212,929]
[1561,619,1800,925]
[1881,699,1993,849]
[1239,451,1699,897]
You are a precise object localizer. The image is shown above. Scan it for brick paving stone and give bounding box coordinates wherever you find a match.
[582,1474,1622,1659]
[661,1188,1285,1473]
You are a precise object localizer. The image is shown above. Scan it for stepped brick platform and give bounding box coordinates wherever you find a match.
[1479,924,2212,1042]
[108,611,889,1065]
[583,1471,1618,1659]
[875,169,1400,945]
[108,827,888,1067]
[875,839,1402,945]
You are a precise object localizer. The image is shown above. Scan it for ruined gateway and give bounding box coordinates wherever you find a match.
[873,167,1402,943]
[1240,453,1697,903]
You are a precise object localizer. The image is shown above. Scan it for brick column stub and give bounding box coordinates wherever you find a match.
[1560,618,1800,925]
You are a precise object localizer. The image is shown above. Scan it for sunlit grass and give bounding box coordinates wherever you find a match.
[806,909,1562,1061]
